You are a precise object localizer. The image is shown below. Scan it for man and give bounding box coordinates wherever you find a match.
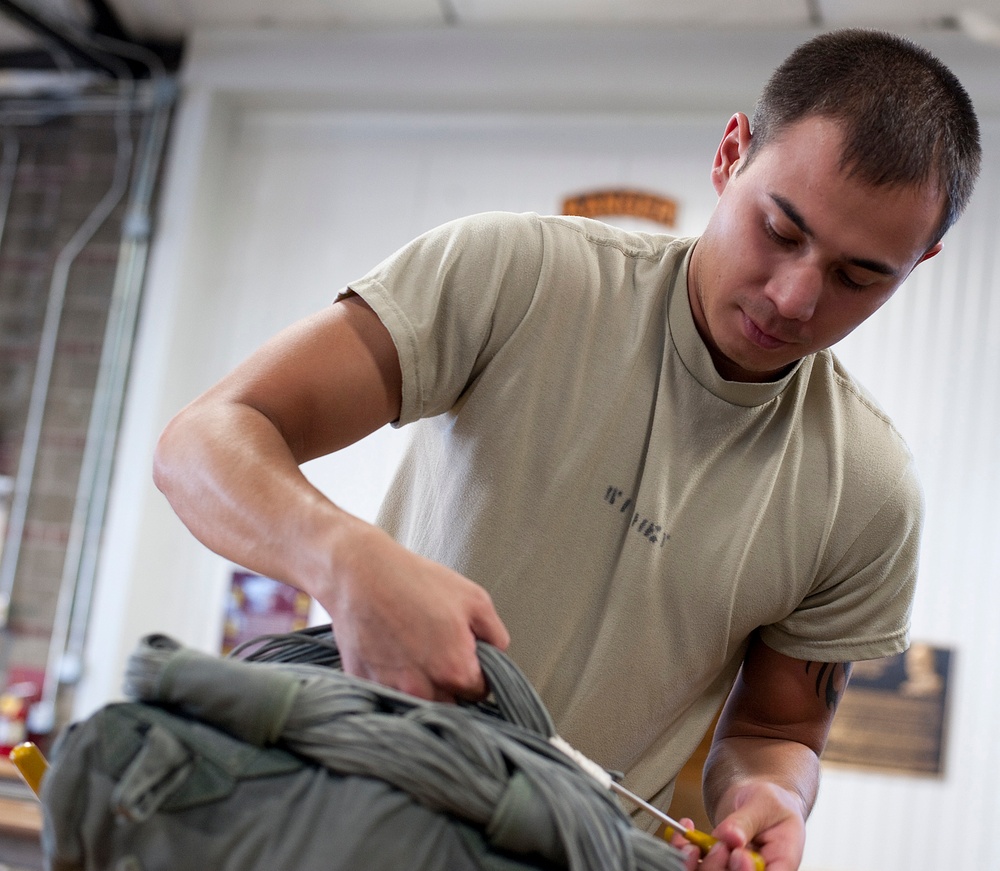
[153,29,980,871]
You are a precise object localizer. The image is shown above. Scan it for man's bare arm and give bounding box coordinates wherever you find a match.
[676,634,850,871]
[153,294,509,700]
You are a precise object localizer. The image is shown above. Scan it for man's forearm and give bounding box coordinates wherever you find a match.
[703,734,818,827]
[153,398,348,596]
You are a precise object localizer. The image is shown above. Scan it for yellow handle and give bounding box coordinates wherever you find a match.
[744,848,767,871]
[9,741,48,797]
[664,825,766,871]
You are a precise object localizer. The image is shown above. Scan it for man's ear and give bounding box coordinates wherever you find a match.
[917,241,943,265]
[711,112,752,195]
[901,241,943,284]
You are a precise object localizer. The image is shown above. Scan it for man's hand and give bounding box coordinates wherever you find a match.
[670,781,805,871]
[322,517,510,701]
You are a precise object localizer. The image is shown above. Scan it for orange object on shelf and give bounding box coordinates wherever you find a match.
[0,683,37,757]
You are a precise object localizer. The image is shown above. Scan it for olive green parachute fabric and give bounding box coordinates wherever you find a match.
[40,627,685,871]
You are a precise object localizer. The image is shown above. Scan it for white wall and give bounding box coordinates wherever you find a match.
[78,25,1000,871]
[805,131,1000,870]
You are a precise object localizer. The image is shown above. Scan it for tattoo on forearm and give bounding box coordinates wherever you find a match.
[805,661,853,709]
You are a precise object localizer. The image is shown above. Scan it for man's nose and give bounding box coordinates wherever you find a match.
[766,262,823,322]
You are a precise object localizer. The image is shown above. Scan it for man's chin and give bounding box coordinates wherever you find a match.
[716,346,798,384]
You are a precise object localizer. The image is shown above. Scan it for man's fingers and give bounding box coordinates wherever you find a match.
[440,642,491,702]
[468,592,511,652]
[732,846,766,871]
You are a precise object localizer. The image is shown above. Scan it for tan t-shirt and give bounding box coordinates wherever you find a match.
[347,211,922,805]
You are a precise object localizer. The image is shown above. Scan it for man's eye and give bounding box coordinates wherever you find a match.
[837,271,868,291]
[764,221,796,247]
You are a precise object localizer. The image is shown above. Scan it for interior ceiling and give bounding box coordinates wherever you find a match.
[1,0,1000,73]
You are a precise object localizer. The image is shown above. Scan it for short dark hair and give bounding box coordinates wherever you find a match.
[745,29,981,244]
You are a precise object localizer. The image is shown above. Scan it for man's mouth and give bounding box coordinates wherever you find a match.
[741,311,795,350]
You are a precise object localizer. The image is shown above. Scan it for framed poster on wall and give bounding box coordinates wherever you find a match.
[822,642,952,776]
[221,569,312,655]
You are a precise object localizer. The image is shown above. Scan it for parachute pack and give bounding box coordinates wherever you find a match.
[38,627,686,871]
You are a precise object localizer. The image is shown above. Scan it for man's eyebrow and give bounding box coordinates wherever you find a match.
[771,193,813,237]
[769,193,898,277]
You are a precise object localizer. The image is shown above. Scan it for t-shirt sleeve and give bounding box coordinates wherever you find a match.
[760,460,924,663]
[342,211,545,426]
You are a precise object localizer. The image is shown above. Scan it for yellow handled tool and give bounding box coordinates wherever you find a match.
[9,741,48,797]
[609,780,766,871]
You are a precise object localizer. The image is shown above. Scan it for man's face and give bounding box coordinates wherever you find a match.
[689,114,945,383]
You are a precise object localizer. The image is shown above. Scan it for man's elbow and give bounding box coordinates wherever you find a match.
[151,404,200,501]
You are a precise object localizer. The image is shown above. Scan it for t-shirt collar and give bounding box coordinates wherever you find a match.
[669,241,802,407]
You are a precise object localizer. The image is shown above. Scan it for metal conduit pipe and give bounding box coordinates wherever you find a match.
[0,90,160,122]
[60,39,172,678]
[55,78,176,709]
[31,82,138,731]
[0,131,22,627]
[0,0,123,76]
[39,35,176,726]
[0,83,135,638]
